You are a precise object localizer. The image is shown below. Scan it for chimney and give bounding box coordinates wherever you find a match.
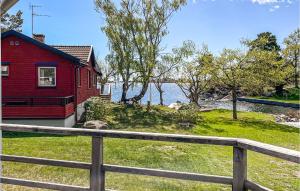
[33,34,45,43]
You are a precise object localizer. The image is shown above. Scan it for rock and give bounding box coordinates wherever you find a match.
[168,103,182,110]
[83,120,108,129]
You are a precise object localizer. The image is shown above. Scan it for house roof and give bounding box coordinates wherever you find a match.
[2,30,102,75]
[1,30,82,65]
[51,45,92,64]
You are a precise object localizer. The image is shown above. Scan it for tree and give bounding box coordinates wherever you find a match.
[95,0,137,102]
[95,0,186,103]
[249,32,281,52]
[283,29,300,88]
[153,54,177,105]
[98,55,115,94]
[246,32,290,95]
[212,48,278,120]
[171,41,213,107]
[1,10,23,32]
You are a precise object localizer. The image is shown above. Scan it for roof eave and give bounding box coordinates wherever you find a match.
[1,30,82,65]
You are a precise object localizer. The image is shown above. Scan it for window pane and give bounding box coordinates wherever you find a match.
[1,66,9,76]
[39,67,56,86]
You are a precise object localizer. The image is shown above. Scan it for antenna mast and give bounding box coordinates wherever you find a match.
[30,4,50,35]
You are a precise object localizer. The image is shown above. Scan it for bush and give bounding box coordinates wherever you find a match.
[84,97,111,121]
[176,103,201,124]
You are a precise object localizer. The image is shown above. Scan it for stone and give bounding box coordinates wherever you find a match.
[168,103,182,110]
[83,120,108,129]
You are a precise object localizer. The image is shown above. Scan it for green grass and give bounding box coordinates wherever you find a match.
[250,96,299,104]
[250,87,300,104]
[3,105,300,191]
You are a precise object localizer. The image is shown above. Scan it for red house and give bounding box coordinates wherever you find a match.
[1,30,102,127]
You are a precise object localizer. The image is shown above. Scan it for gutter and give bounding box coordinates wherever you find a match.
[1,0,19,15]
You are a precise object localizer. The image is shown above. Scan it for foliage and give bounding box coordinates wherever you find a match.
[170,41,214,106]
[176,103,201,125]
[247,32,281,52]
[95,0,187,103]
[97,55,115,94]
[211,45,279,119]
[84,97,112,121]
[245,31,292,95]
[153,54,178,105]
[283,28,300,88]
[1,10,23,32]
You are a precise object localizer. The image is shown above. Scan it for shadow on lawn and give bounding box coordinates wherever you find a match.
[207,115,299,133]
[108,105,177,129]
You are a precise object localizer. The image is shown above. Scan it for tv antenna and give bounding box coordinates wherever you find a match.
[30,4,50,35]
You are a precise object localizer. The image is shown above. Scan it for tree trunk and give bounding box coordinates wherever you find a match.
[232,89,238,120]
[155,82,164,105]
[275,84,284,96]
[121,82,129,103]
[100,84,105,94]
[159,88,164,105]
[295,66,299,88]
[129,81,149,103]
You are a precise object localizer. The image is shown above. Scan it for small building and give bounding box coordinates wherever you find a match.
[1,30,102,127]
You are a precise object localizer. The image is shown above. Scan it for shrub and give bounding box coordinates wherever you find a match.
[176,103,201,125]
[84,97,111,121]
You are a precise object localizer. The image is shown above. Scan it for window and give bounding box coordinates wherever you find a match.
[1,66,9,76]
[38,67,56,87]
[93,74,97,86]
[77,68,81,87]
[88,70,91,88]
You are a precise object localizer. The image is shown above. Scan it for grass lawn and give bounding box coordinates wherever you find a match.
[250,87,300,104]
[250,96,299,104]
[3,105,300,191]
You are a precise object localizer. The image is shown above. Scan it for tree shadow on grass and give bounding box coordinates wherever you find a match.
[237,119,299,133]
[195,122,226,134]
[209,116,299,133]
[108,105,178,129]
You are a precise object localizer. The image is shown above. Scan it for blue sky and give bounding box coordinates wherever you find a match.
[8,0,299,59]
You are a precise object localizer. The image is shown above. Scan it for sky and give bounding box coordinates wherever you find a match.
[8,0,300,59]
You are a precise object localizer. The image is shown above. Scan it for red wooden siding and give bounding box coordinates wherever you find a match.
[1,35,75,98]
[76,60,99,104]
[1,34,100,120]
[3,103,74,118]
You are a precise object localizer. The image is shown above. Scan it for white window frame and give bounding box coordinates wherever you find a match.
[1,65,9,76]
[38,67,56,87]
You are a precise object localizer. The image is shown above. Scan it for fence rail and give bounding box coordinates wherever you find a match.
[0,123,299,191]
[2,96,74,106]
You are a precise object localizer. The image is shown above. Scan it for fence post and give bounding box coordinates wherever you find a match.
[232,146,247,191]
[90,136,105,191]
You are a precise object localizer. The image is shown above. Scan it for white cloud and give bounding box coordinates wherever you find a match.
[251,0,279,4]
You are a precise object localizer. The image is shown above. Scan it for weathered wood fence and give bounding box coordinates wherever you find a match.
[0,123,299,191]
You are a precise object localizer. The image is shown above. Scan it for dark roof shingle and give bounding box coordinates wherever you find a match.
[51,45,92,64]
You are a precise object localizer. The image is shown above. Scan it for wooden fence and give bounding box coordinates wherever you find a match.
[0,123,299,191]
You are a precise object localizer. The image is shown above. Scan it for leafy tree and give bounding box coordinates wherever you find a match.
[98,55,115,94]
[1,10,23,32]
[96,0,186,103]
[249,32,281,52]
[171,41,213,107]
[153,54,177,105]
[212,47,279,120]
[283,29,300,88]
[246,32,291,95]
